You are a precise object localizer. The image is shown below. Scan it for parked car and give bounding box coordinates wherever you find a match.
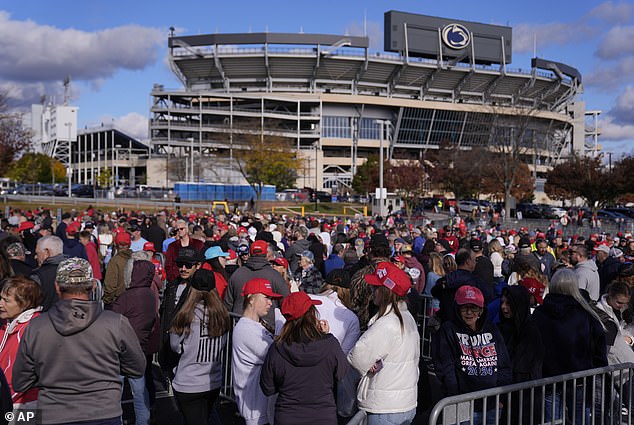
[597,209,631,223]
[12,183,55,196]
[53,184,94,198]
[458,200,480,213]
[603,207,634,219]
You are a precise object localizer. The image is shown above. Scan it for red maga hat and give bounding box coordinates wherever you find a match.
[281,291,321,321]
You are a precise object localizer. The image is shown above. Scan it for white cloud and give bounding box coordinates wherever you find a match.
[0,11,163,105]
[513,22,595,53]
[586,56,634,90]
[589,1,634,24]
[99,112,148,141]
[608,86,634,124]
[599,114,634,142]
[595,25,634,59]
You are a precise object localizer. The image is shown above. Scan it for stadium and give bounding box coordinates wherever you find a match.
[147,11,589,199]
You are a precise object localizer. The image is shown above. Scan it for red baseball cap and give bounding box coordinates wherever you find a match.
[66,221,81,235]
[18,221,34,232]
[143,242,155,252]
[115,231,131,246]
[237,226,248,235]
[271,257,289,269]
[455,285,484,308]
[250,240,268,256]
[519,278,546,305]
[281,291,321,321]
[227,249,238,261]
[364,262,411,297]
[242,278,283,299]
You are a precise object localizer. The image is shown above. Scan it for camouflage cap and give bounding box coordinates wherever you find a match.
[5,242,26,258]
[56,257,93,285]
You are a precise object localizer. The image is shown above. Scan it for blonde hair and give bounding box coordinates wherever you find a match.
[429,252,445,277]
[488,239,503,255]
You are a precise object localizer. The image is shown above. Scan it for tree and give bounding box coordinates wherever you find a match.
[96,167,113,188]
[384,160,428,217]
[0,91,32,176]
[7,153,66,183]
[481,156,535,202]
[234,133,302,210]
[426,142,486,199]
[351,154,391,195]
[612,155,634,203]
[545,155,617,211]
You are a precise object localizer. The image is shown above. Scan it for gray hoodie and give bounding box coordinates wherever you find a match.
[13,299,146,424]
[575,259,600,301]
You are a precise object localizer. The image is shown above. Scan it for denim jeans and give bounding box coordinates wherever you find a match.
[128,375,150,425]
[544,388,590,425]
[366,408,416,425]
[458,409,498,425]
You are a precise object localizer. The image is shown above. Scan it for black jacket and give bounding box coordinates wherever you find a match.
[598,256,621,295]
[497,286,544,383]
[532,293,607,378]
[29,254,67,311]
[260,334,348,425]
[158,276,191,376]
[432,303,512,398]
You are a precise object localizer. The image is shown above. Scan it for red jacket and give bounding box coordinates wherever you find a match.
[85,241,102,280]
[201,263,228,300]
[0,308,40,404]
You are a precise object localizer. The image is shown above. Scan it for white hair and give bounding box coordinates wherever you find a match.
[36,235,63,256]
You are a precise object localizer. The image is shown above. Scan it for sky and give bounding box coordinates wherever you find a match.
[1,0,634,155]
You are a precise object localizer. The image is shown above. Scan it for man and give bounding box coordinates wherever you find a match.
[6,241,35,277]
[513,237,542,274]
[324,243,345,276]
[63,221,88,260]
[570,244,600,301]
[30,235,67,311]
[129,221,148,252]
[533,238,556,279]
[13,257,145,425]
[412,227,425,256]
[431,248,493,323]
[225,240,289,326]
[595,244,620,295]
[164,220,204,282]
[55,212,72,242]
[471,238,494,286]
[284,224,311,275]
[103,231,133,305]
[158,247,203,378]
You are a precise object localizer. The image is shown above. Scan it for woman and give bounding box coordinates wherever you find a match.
[497,286,544,424]
[109,260,158,425]
[232,278,283,425]
[432,285,512,425]
[260,291,348,425]
[294,250,323,294]
[202,246,230,300]
[0,276,42,411]
[488,239,504,283]
[348,262,420,425]
[270,257,298,293]
[169,268,232,425]
[425,252,445,314]
[532,268,607,424]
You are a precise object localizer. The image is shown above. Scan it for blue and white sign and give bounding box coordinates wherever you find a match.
[441,23,471,50]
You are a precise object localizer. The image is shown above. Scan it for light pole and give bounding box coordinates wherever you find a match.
[374,120,389,218]
[187,137,194,182]
[314,143,318,211]
[115,144,121,188]
[64,122,72,197]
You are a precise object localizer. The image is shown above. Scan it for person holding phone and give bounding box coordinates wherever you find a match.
[348,262,420,425]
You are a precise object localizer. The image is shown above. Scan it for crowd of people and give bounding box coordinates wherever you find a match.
[0,204,632,424]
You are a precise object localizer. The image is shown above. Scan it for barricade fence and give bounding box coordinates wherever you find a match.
[428,363,634,425]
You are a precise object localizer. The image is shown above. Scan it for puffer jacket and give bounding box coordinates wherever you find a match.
[103,248,132,305]
[594,294,634,365]
[347,301,420,414]
[0,307,41,404]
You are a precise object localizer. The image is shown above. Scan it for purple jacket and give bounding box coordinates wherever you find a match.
[108,260,158,354]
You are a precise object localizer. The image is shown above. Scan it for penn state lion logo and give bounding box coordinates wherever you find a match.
[441,23,471,49]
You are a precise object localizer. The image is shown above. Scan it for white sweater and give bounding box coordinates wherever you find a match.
[347,301,420,414]
[231,317,275,425]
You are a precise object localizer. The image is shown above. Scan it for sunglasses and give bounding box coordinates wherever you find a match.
[178,227,187,231]
[176,262,195,269]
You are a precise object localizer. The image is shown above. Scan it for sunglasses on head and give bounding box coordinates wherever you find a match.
[176,262,195,269]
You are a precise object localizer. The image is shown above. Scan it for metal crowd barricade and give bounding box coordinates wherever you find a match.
[428,363,634,425]
[219,312,242,402]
